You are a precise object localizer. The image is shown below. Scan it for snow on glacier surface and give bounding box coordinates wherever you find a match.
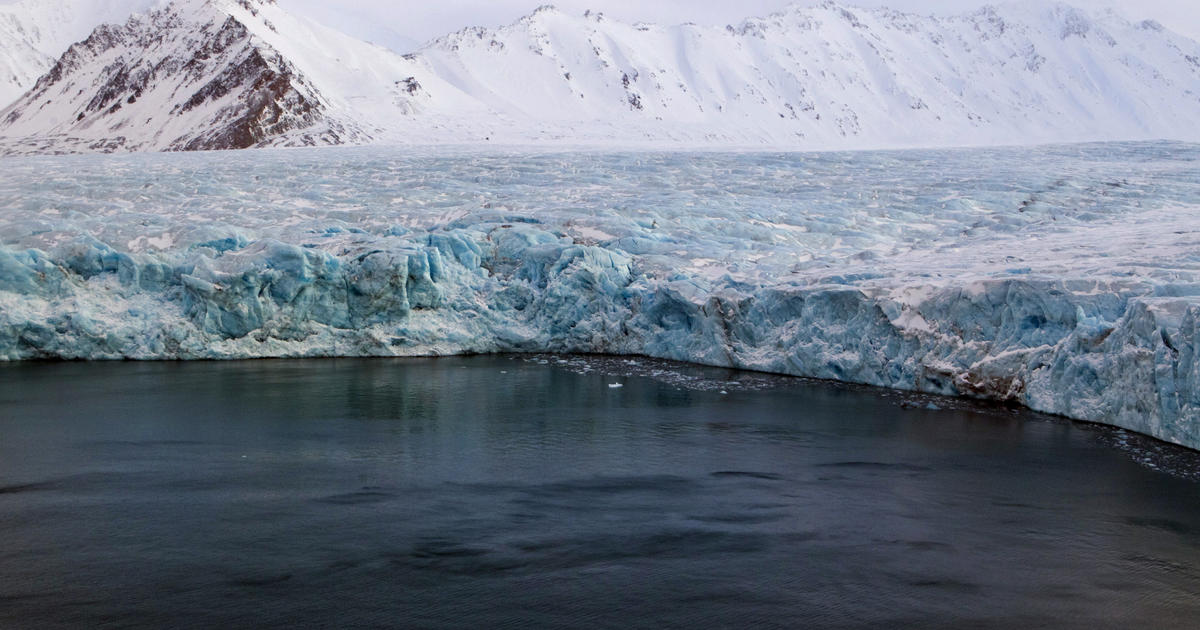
[2,142,1200,448]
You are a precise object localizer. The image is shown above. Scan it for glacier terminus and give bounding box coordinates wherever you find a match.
[2,142,1199,449]
[4,0,1200,626]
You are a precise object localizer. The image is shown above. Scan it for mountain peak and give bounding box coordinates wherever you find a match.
[2,0,1198,154]
[518,4,573,28]
[0,0,354,152]
[221,0,277,15]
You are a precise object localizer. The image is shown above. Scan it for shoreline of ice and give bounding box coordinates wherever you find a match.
[2,142,1199,449]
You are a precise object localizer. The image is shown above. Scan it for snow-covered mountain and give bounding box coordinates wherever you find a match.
[420,2,1200,146]
[0,6,56,106]
[0,0,455,152]
[1,0,1199,153]
[0,0,157,106]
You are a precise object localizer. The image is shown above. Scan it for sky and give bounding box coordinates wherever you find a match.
[279,0,1200,50]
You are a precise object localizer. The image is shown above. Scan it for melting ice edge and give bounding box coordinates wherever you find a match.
[2,142,1199,449]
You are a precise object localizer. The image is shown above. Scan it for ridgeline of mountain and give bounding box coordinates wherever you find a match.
[0,0,1198,153]
[0,0,378,152]
[0,0,160,106]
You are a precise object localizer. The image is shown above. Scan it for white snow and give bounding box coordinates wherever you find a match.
[1,0,1199,152]
[0,0,158,105]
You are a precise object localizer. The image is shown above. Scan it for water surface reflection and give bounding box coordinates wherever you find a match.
[0,356,1198,629]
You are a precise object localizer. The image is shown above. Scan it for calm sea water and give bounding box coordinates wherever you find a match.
[1,356,1199,629]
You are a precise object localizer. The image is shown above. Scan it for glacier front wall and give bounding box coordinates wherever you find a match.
[2,226,1198,450]
[2,144,1199,450]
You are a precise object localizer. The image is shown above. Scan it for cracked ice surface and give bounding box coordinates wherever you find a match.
[2,142,1200,447]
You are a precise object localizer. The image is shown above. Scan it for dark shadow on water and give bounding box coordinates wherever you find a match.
[710,471,785,481]
[0,355,1199,629]
[814,461,934,472]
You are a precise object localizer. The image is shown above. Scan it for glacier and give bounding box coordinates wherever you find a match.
[2,142,1200,449]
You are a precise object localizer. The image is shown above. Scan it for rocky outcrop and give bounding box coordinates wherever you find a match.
[3,0,1200,153]
[0,0,356,153]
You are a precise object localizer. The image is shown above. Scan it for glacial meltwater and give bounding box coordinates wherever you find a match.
[1,356,1199,629]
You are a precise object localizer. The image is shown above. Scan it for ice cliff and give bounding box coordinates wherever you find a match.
[1,143,1199,449]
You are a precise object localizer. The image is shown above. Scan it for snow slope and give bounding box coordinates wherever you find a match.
[0,0,157,106]
[1,0,1199,152]
[0,0,497,153]
[0,0,392,152]
[2,142,1200,449]
[418,2,1200,146]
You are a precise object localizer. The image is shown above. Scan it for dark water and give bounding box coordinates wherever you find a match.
[1,356,1199,629]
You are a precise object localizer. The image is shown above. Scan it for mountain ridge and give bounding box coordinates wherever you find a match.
[0,0,159,105]
[0,0,1197,153]
[0,0,360,152]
